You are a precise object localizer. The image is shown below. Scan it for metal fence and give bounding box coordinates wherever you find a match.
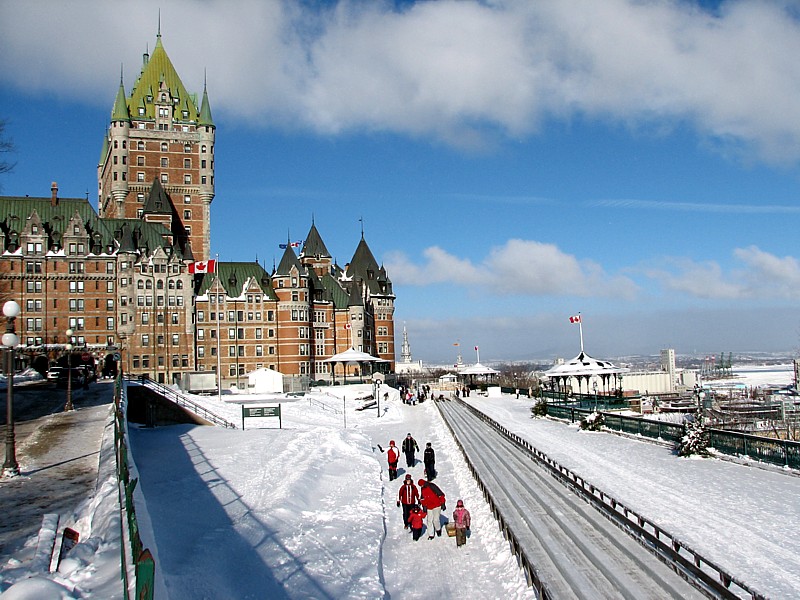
[113,371,155,600]
[547,403,800,469]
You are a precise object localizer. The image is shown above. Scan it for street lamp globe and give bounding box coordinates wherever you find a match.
[2,301,20,319]
[2,332,19,348]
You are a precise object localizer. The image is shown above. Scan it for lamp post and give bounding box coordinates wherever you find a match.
[64,328,74,411]
[375,379,382,418]
[593,380,598,411]
[2,300,21,478]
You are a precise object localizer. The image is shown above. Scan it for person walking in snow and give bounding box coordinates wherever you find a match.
[419,478,446,539]
[387,440,399,481]
[452,499,471,547]
[423,442,436,481]
[408,504,427,541]
[397,474,420,529]
[402,433,419,468]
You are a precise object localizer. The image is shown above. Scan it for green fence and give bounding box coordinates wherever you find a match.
[547,403,800,469]
[114,370,156,600]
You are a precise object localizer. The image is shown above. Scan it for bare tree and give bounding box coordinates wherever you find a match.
[0,119,17,190]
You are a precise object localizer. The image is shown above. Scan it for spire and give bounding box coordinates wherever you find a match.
[198,76,214,126]
[401,324,412,363]
[111,70,130,122]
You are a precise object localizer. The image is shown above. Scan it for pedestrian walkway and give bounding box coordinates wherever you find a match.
[0,382,113,561]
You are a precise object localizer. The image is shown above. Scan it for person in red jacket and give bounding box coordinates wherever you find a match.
[407,504,427,541]
[386,440,399,481]
[419,478,446,539]
[397,474,420,529]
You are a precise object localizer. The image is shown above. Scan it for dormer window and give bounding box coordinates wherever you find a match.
[139,107,145,116]
[73,225,80,235]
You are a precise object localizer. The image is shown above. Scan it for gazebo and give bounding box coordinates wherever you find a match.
[543,351,628,399]
[458,362,500,385]
[322,348,387,384]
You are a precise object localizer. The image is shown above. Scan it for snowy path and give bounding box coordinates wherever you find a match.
[129,390,534,599]
[360,399,534,600]
[440,398,704,599]
[0,383,113,560]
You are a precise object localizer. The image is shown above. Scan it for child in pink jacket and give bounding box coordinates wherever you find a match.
[452,499,471,547]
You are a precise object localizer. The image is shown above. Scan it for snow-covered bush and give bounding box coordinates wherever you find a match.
[677,410,710,457]
[579,411,604,431]
[530,399,548,418]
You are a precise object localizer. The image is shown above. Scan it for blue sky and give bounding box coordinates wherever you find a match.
[2,0,800,364]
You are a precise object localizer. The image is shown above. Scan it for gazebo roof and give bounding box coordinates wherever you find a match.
[322,348,386,364]
[543,351,628,378]
[458,362,499,376]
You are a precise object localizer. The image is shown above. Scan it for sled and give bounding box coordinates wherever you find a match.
[445,523,456,537]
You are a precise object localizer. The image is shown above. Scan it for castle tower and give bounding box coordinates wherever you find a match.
[98,32,215,261]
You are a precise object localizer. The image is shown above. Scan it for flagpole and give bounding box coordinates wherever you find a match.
[578,313,584,353]
[475,345,480,364]
[216,253,221,402]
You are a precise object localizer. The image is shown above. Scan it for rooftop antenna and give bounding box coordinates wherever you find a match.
[359,216,364,238]
[157,9,161,38]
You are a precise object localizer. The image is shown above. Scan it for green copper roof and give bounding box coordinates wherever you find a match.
[274,244,305,277]
[143,178,173,215]
[0,195,117,249]
[301,222,331,259]
[128,36,201,123]
[111,77,130,122]
[102,217,181,258]
[320,272,350,309]
[196,261,278,299]
[198,83,214,126]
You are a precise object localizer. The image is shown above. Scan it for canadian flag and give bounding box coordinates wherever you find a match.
[474,345,479,351]
[189,259,216,274]
[569,315,581,324]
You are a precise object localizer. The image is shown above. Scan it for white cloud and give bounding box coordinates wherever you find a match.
[3,1,800,161]
[385,239,638,298]
[645,246,800,300]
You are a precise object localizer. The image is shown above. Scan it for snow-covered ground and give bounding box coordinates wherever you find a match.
[1,364,798,598]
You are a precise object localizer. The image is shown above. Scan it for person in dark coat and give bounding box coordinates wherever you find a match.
[408,504,427,541]
[423,442,436,480]
[397,474,420,529]
[402,433,419,468]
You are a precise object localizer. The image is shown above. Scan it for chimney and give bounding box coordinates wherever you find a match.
[50,182,58,206]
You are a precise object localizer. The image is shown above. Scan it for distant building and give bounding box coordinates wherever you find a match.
[623,348,698,395]
[0,31,395,387]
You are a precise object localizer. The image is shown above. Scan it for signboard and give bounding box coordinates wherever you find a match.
[241,404,282,429]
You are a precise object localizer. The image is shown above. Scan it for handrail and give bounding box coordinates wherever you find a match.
[125,375,237,429]
[456,397,765,600]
